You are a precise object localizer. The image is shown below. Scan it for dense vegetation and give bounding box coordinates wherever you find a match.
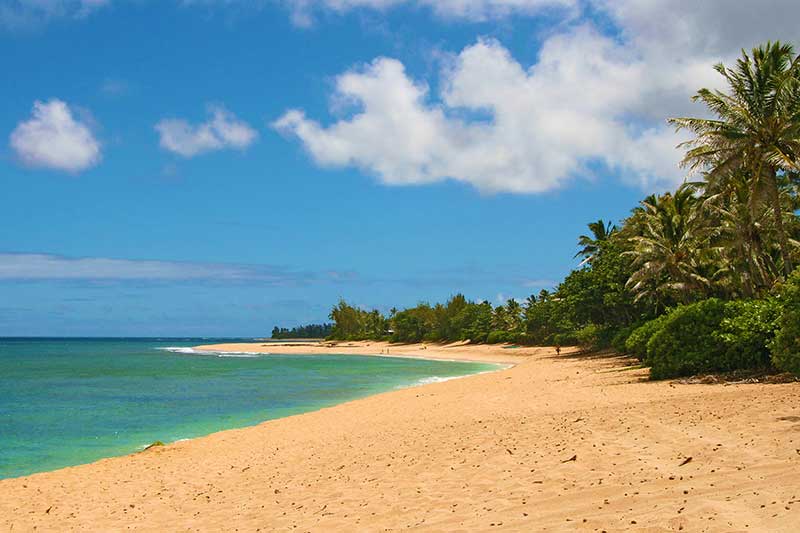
[271,323,333,339]
[325,42,800,379]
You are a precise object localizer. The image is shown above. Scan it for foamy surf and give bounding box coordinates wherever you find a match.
[401,366,511,389]
[399,375,461,389]
[158,347,263,358]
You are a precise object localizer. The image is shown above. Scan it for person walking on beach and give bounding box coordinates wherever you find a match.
[555,345,561,356]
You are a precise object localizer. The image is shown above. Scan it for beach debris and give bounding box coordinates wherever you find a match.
[562,455,577,463]
[45,506,52,514]
[678,457,693,467]
[143,441,164,451]
[506,448,514,455]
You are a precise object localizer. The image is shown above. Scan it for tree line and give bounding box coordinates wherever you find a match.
[323,42,800,379]
[271,323,333,339]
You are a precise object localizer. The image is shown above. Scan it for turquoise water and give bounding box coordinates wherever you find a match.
[0,338,498,480]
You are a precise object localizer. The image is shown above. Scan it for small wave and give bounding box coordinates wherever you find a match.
[398,375,461,389]
[157,347,263,358]
[159,346,203,354]
[401,366,510,389]
[214,351,263,358]
[416,375,459,385]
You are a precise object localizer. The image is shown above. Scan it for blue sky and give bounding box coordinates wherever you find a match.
[2,0,798,336]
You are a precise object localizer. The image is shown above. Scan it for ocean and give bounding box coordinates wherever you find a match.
[0,337,498,479]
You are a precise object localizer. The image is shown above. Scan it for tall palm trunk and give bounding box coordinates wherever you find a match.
[768,167,793,277]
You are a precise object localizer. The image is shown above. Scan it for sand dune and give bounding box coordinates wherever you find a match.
[1,341,798,532]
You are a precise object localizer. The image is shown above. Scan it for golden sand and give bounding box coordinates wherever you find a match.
[1,341,799,532]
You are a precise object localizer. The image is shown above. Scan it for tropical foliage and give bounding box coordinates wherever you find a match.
[324,42,800,379]
[771,268,800,374]
[271,323,333,339]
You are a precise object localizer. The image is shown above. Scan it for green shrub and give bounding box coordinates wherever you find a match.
[514,333,536,346]
[771,269,800,375]
[486,330,511,344]
[610,324,638,353]
[574,323,602,350]
[625,314,670,361]
[551,332,578,346]
[646,299,727,379]
[719,299,779,370]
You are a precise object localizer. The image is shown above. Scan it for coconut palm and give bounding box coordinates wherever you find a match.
[625,184,712,309]
[505,298,523,332]
[669,41,800,278]
[575,219,617,266]
[700,169,781,297]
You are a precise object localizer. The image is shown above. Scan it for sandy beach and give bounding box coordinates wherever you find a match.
[2,341,799,532]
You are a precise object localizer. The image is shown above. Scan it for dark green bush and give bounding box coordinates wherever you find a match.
[719,299,779,370]
[643,298,782,379]
[551,332,578,346]
[625,314,670,361]
[514,333,536,346]
[486,330,512,344]
[610,324,638,353]
[574,323,602,350]
[771,269,800,375]
[646,299,727,379]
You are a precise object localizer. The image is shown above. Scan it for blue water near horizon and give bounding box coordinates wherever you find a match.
[0,337,499,480]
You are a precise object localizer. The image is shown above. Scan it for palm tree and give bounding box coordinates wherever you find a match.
[505,298,523,332]
[625,184,712,309]
[701,170,780,297]
[669,41,800,278]
[575,219,617,266]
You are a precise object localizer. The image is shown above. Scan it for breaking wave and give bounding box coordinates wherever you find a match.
[158,347,263,358]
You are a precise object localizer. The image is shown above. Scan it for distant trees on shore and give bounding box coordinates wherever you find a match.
[326,42,800,380]
[271,323,333,339]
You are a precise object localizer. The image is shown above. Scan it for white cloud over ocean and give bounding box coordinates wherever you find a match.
[155,105,258,158]
[9,99,101,173]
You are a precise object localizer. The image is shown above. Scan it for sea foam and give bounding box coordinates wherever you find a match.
[158,347,264,358]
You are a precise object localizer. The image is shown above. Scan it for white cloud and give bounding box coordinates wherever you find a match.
[155,105,258,158]
[274,30,686,193]
[275,1,800,193]
[9,99,101,173]
[597,0,800,58]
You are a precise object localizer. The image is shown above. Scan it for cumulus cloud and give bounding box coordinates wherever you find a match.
[9,99,101,173]
[275,1,800,193]
[274,30,685,193]
[155,105,258,158]
[598,0,800,58]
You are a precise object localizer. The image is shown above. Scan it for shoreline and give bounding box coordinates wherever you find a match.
[192,339,530,366]
[2,341,799,531]
[3,342,506,481]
